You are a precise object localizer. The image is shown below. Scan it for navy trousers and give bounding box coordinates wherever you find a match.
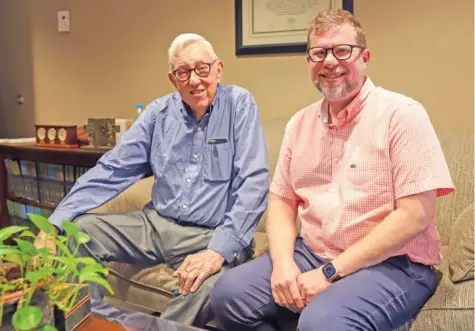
[210,237,437,331]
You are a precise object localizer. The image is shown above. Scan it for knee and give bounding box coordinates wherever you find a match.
[209,270,238,312]
[73,214,94,232]
[298,305,352,331]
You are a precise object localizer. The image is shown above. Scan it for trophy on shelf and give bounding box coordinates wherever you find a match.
[83,118,121,149]
[34,125,79,148]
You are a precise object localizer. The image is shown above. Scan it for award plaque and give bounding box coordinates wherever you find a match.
[35,125,79,148]
[83,118,120,149]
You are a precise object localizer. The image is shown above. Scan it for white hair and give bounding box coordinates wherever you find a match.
[168,33,218,70]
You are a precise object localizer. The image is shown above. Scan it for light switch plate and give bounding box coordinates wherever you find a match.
[57,10,71,32]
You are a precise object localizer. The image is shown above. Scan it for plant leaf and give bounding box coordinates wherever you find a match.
[14,238,38,256]
[56,235,68,243]
[51,238,73,258]
[0,226,29,242]
[79,273,114,295]
[26,268,57,284]
[12,306,43,330]
[0,246,21,256]
[76,232,91,245]
[27,213,55,234]
[61,221,78,238]
[19,230,36,238]
[41,326,58,331]
[75,257,98,266]
[53,256,70,264]
[3,253,22,265]
[80,264,109,276]
[37,247,55,257]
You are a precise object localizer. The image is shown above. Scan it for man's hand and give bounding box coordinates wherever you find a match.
[173,249,225,295]
[296,266,331,304]
[271,260,305,313]
[33,230,57,267]
[34,230,57,254]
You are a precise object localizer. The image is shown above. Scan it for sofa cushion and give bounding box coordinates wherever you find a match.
[410,246,474,331]
[253,231,269,258]
[448,202,474,283]
[435,132,473,246]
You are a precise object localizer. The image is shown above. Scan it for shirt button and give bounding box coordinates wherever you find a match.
[193,154,198,159]
[186,178,191,183]
[182,204,188,209]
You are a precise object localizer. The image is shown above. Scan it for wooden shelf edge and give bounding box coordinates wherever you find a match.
[6,196,56,210]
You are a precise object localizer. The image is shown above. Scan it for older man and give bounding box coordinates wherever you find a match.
[210,9,454,331]
[35,33,269,327]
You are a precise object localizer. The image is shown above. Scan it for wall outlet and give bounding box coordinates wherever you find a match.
[57,10,71,32]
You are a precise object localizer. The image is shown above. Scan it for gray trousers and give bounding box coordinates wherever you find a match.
[68,203,253,327]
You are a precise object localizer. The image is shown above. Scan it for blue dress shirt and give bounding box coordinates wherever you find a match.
[48,84,270,262]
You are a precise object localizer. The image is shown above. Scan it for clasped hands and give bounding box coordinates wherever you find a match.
[271,260,331,313]
[173,249,225,295]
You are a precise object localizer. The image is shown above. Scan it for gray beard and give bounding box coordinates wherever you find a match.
[314,78,359,100]
[314,62,365,100]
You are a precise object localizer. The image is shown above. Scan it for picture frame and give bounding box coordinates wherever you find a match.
[235,0,354,56]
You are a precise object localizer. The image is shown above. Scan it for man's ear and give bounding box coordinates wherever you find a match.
[216,60,224,82]
[168,72,177,88]
[362,48,371,69]
[306,54,311,65]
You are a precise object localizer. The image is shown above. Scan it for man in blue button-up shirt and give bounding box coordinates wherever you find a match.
[35,33,269,327]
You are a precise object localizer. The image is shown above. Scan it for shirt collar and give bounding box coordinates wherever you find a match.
[320,76,375,128]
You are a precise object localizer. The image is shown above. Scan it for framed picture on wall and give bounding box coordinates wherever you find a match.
[235,0,354,56]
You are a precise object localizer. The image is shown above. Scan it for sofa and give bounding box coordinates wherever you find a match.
[91,117,474,331]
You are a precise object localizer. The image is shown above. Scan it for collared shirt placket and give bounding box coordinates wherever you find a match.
[179,114,209,222]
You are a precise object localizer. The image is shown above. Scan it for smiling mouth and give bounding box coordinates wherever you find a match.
[190,90,204,95]
[320,73,345,79]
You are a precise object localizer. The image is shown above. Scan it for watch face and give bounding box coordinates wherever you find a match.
[47,128,57,142]
[58,128,67,141]
[322,263,336,279]
[37,127,46,140]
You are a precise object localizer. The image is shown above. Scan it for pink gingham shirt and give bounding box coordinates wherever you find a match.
[270,77,454,265]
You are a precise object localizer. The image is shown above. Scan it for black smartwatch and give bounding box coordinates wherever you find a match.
[322,262,342,283]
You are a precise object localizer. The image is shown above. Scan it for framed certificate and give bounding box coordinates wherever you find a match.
[235,0,354,55]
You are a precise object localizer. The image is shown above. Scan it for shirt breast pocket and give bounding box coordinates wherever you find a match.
[203,142,232,182]
[343,159,391,209]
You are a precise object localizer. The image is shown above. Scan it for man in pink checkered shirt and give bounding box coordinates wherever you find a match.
[210,8,454,331]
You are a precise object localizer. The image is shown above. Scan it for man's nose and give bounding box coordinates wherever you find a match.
[323,50,339,67]
[188,71,201,85]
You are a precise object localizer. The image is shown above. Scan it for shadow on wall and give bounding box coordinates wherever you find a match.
[0,0,36,139]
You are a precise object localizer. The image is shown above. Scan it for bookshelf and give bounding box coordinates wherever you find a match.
[0,143,106,228]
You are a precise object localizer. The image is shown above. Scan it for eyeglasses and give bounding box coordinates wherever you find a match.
[172,60,217,81]
[307,44,365,62]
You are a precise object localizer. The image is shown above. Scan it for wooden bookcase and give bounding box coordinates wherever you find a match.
[0,143,106,228]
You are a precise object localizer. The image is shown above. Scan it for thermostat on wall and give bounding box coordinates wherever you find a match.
[57,10,71,32]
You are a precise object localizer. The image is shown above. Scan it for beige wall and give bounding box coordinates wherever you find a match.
[0,0,473,137]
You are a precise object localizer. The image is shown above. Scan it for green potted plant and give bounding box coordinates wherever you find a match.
[0,213,114,330]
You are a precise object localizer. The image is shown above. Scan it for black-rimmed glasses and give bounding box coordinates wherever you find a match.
[172,60,217,81]
[307,44,365,62]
